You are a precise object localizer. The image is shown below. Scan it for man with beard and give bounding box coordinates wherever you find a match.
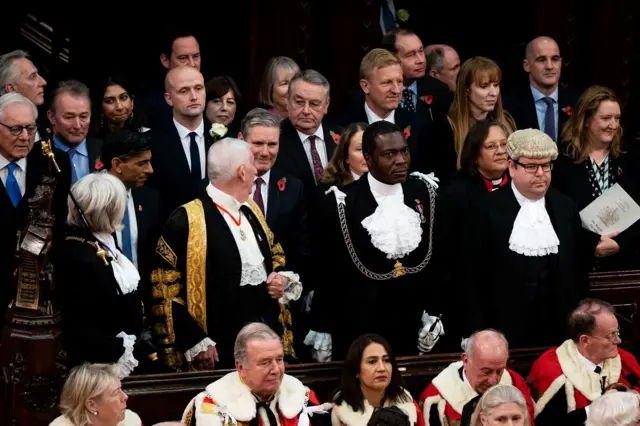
[305,121,442,361]
[459,129,598,348]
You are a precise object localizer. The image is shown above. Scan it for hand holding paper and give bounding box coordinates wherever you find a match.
[579,184,640,235]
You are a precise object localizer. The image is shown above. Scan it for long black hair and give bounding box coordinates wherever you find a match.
[458,119,508,177]
[333,334,409,412]
[90,74,147,138]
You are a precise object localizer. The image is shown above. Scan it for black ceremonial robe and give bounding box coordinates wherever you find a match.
[150,192,295,370]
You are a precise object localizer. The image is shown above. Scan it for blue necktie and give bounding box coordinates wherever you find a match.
[542,97,556,142]
[69,149,79,183]
[121,203,133,261]
[6,163,22,207]
[189,132,201,183]
[379,0,396,33]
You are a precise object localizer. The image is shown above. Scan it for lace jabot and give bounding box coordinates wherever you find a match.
[508,182,560,256]
[361,173,422,259]
[92,232,140,294]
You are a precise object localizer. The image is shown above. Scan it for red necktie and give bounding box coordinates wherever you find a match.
[253,176,265,214]
[307,135,324,183]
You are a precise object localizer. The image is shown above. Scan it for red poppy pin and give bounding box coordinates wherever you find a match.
[562,106,573,116]
[94,157,104,170]
[277,177,287,191]
[618,167,623,176]
[403,125,411,139]
[422,95,433,105]
[329,130,341,144]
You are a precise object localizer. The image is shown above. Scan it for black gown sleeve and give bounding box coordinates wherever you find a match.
[534,384,586,426]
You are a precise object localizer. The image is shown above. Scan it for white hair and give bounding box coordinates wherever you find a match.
[463,329,509,356]
[586,392,640,426]
[470,385,531,426]
[0,50,29,96]
[0,92,38,122]
[507,128,558,161]
[207,137,253,184]
[233,323,281,368]
[67,173,127,233]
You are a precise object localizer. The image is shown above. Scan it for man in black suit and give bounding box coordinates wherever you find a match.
[503,36,579,142]
[274,69,340,211]
[0,50,49,141]
[340,48,419,160]
[102,130,161,308]
[425,44,461,93]
[48,80,103,183]
[147,66,213,220]
[0,93,71,328]
[381,30,453,123]
[137,27,202,131]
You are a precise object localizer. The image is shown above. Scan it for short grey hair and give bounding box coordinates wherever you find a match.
[426,47,446,73]
[507,128,558,161]
[462,329,509,356]
[470,385,530,426]
[586,392,640,426]
[67,173,127,233]
[288,69,331,98]
[234,323,281,367]
[240,108,281,139]
[50,80,91,114]
[259,56,300,106]
[0,92,38,122]
[0,50,29,96]
[206,137,253,184]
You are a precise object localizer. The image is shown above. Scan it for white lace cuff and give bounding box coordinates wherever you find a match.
[184,337,216,362]
[277,271,302,304]
[116,331,139,379]
[304,330,332,362]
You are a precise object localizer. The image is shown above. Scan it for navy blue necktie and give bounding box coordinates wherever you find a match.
[189,132,201,182]
[379,0,396,33]
[6,163,22,207]
[542,97,556,142]
[121,202,133,261]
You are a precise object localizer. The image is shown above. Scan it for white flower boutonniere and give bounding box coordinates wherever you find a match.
[209,123,228,141]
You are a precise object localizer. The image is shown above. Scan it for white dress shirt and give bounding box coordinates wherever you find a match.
[116,190,139,268]
[0,154,27,196]
[364,101,396,124]
[577,349,604,373]
[296,124,328,176]
[251,169,271,217]
[174,118,206,179]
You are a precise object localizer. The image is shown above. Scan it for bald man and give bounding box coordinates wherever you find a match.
[425,44,460,92]
[147,66,214,219]
[419,330,535,426]
[503,36,578,142]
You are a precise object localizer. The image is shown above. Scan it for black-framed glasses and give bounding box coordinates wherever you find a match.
[0,122,38,136]
[512,158,553,174]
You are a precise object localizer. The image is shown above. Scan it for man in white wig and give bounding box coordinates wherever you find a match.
[459,128,598,348]
[182,322,331,426]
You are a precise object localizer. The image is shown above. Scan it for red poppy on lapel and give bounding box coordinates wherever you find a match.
[277,177,287,191]
[562,106,573,116]
[329,130,341,144]
[422,95,433,105]
[94,157,104,170]
[403,125,411,139]
[618,167,623,176]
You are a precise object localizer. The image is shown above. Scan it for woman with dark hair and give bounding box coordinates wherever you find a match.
[91,75,148,139]
[205,75,241,137]
[330,334,424,426]
[321,122,369,189]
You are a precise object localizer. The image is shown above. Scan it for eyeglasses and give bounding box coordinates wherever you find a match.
[483,142,507,152]
[0,122,38,136]
[290,99,325,111]
[512,159,553,173]
[590,328,621,343]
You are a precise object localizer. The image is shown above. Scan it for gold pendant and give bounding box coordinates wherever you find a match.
[240,230,247,241]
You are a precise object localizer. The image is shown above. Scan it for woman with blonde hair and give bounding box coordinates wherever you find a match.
[470,384,530,426]
[419,57,514,186]
[258,56,300,119]
[50,363,142,426]
[553,85,640,271]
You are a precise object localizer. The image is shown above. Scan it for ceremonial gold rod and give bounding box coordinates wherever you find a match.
[41,139,61,173]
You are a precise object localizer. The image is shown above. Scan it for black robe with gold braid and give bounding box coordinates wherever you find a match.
[150,192,295,370]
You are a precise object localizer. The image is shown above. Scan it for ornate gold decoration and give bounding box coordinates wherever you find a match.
[88,241,111,266]
[156,236,177,268]
[184,200,208,333]
[279,304,296,358]
[40,139,61,173]
[393,261,406,278]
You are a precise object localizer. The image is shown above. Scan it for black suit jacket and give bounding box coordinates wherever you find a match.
[0,145,71,325]
[503,85,579,136]
[274,119,339,217]
[264,167,310,282]
[413,76,453,123]
[147,119,214,220]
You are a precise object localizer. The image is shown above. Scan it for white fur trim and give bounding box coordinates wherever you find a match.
[202,372,307,422]
[565,380,576,412]
[533,375,566,417]
[431,361,512,415]
[422,395,442,425]
[556,339,621,402]
[50,410,141,426]
[332,389,417,425]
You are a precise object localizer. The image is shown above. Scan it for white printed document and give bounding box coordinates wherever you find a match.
[579,183,640,235]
